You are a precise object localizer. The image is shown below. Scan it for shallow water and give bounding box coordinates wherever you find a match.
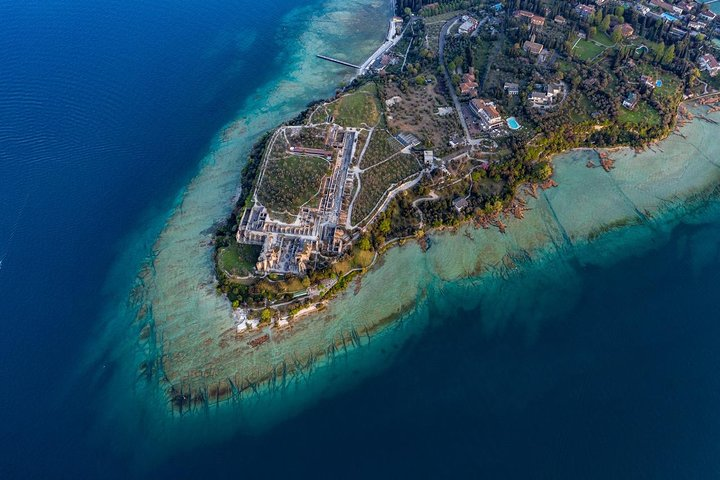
[4,0,720,477]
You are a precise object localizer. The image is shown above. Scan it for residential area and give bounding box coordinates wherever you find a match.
[215,0,720,328]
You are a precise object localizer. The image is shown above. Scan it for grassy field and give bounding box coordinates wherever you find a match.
[353,154,421,224]
[257,154,329,216]
[591,31,614,47]
[218,243,261,277]
[634,64,682,101]
[573,39,605,61]
[618,101,661,126]
[569,93,595,124]
[332,247,375,275]
[359,129,404,169]
[333,82,381,127]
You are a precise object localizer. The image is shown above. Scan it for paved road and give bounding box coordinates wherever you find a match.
[438,16,471,143]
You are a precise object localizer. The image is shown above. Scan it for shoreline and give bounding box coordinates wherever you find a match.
[165,101,720,415]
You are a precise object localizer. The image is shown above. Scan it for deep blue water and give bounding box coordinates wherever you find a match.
[147,216,720,479]
[0,0,315,476]
[2,1,720,478]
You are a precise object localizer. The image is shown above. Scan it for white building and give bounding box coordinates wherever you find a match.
[699,53,720,76]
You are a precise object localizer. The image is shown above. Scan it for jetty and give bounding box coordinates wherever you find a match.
[315,54,361,69]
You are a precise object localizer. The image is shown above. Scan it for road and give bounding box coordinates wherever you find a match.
[359,16,419,75]
[438,15,471,143]
[439,15,492,146]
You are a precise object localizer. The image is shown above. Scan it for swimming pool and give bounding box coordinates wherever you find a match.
[656,79,663,88]
[507,117,520,130]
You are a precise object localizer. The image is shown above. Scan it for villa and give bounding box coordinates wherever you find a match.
[640,75,656,88]
[575,4,596,18]
[651,0,675,12]
[698,53,720,76]
[470,99,503,128]
[504,82,520,95]
[698,10,717,23]
[458,15,479,35]
[615,23,635,38]
[459,69,478,96]
[513,10,546,27]
[623,92,639,110]
[529,83,563,106]
[523,40,544,55]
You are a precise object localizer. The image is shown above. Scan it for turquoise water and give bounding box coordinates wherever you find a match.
[507,116,520,129]
[4,0,720,477]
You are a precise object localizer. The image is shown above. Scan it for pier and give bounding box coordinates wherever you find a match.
[316,55,361,69]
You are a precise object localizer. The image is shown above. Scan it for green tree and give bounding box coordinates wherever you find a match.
[661,44,675,65]
[379,217,391,235]
[611,27,623,44]
[601,15,611,33]
[358,235,372,251]
[654,42,665,63]
[260,308,273,324]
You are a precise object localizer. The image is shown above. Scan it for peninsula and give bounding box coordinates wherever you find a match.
[216,0,719,328]
[155,0,720,413]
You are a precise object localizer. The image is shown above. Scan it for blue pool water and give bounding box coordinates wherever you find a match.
[657,79,663,87]
[507,116,521,129]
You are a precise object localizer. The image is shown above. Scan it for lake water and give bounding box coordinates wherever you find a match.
[2,1,720,478]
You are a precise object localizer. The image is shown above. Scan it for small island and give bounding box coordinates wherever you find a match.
[215,0,719,331]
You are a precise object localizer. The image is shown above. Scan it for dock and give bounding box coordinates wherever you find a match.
[316,55,361,69]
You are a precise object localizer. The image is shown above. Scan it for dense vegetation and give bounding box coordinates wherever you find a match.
[257,154,330,217]
[215,0,714,313]
[353,153,422,225]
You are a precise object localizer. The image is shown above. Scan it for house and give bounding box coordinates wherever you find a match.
[623,92,639,110]
[698,53,720,76]
[504,82,520,95]
[529,83,563,105]
[640,75,656,88]
[554,15,567,25]
[676,1,696,13]
[460,82,478,95]
[547,83,563,96]
[688,21,707,31]
[470,99,503,128]
[523,40,544,55]
[615,23,635,38]
[453,197,469,211]
[669,27,688,38]
[651,0,675,12]
[514,10,546,27]
[530,15,546,27]
[698,10,717,23]
[575,4,596,18]
[634,4,651,16]
[458,15,479,35]
[459,70,478,96]
[529,91,553,105]
[595,0,608,6]
[423,150,435,165]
